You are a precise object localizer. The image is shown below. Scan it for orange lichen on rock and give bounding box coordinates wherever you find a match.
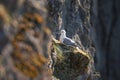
[9,12,51,78]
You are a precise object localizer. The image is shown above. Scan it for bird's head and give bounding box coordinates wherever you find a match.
[61,30,66,36]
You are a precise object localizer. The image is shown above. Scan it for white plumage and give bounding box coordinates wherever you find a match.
[60,30,77,47]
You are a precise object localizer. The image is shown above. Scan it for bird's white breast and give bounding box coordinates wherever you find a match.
[60,35,64,43]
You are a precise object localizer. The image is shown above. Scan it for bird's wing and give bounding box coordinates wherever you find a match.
[63,38,77,46]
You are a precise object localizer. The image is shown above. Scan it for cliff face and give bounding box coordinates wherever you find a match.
[93,0,120,80]
[0,0,52,80]
[47,0,96,80]
[0,0,95,80]
[0,0,120,80]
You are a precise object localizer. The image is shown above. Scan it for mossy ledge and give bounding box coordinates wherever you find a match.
[52,38,90,80]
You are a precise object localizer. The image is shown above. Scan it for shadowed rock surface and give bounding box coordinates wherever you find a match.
[91,0,120,80]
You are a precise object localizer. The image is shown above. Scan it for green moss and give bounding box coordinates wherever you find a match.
[52,38,90,80]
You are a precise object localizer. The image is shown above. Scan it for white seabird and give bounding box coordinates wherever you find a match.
[60,30,78,47]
